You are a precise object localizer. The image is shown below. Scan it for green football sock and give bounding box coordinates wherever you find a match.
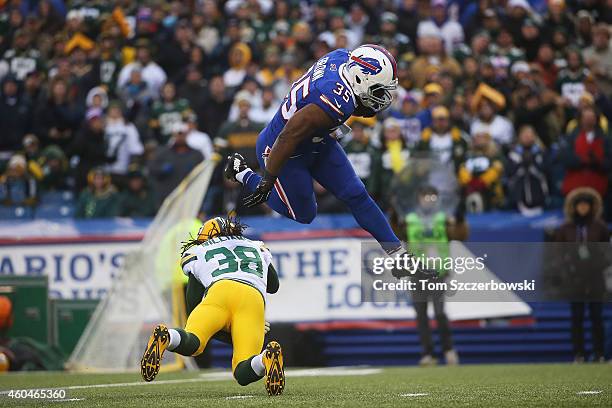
[172,329,200,356]
[234,356,263,386]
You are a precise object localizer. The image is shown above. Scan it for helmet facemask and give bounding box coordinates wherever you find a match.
[357,79,398,112]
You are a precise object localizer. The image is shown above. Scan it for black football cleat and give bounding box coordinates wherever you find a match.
[140,324,170,382]
[224,153,249,182]
[262,341,285,396]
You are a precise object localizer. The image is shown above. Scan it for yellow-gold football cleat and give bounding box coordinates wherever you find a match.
[140,324,169,382]
[262,340,285,396]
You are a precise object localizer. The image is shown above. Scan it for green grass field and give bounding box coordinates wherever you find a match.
[1,364,610,407]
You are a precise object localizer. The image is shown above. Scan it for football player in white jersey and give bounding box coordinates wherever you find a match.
[140,217,284,396]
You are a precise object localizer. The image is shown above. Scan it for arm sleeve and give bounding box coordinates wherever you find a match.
[267,264,280,294]
[259,243,279,294]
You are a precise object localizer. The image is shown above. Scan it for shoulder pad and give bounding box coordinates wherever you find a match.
[180,253,198,269]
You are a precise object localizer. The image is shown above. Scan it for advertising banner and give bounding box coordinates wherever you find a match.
[0,233,532,321]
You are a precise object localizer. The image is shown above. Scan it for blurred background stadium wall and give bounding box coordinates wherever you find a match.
[0,0,611,372]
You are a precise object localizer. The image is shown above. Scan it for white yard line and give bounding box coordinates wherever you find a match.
[197,366,382,382]
[287,367,383,377]
[0,366,383,394]
[52,398,86,402]
[400,393,429,397]
[225,395,254,400]
[576,391,602,395]
[0,378,210,394]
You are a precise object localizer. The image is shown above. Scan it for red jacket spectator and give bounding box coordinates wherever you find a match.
[560,106,611,197]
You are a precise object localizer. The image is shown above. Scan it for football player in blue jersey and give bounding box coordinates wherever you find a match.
[225,44,425,276]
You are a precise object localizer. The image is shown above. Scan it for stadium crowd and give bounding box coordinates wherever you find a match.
[0,0,611,220]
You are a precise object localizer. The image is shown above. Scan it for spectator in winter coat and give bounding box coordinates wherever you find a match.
[20,134,43,181]
[0,154,37,207]
[117,68,156,129]
[223,42,251,90]
[506,125,549,216]
[0,75,30,151]
[389,91,424,148]
[513,87,561,147]
[565,91,609,135]
[38,145,69,191]
[117,41,167,95]
[379,117,411,211]
[75,168,120,219]
[177,65,208,129]
[214,91,265,170]
[104,103,144,188]
[68,108,115,192]
[183,113,213,161]
[554,187,609,363]
[157,19,196,81]
[416,106,468,173]
[582,23,612,96]
[416,0,464,55]
[117,167,156,218]
[458,132,504,212]
[149,82,191,144]
[148,123,203,208]
[250,87,279,124]
[199,75,232,137]
[33,78,83,149]
[416,106,467,208]
[411,30,461,88]
[470,84,514,147]
[560,105,611,198]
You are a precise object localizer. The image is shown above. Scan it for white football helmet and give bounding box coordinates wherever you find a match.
[344,44,398,112]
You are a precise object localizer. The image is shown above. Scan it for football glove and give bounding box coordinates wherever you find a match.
[243,171,276,208]
[390,250,438,281]
[264,321,271,334]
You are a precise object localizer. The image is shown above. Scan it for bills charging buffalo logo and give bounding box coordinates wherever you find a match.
[348,55,382,75]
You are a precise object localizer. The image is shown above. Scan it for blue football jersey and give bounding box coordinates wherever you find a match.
[260,49,357,152]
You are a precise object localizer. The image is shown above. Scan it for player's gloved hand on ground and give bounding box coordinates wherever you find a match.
[243,172,276,207]
[264,321,270,334]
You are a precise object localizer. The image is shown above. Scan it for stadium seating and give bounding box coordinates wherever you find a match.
[39,191,75,205]
[0,206,34,220]
[34,203,75,219]
[210,303,612,367]
[33,191,76,219]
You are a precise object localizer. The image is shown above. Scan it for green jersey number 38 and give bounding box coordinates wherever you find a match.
[205,246,263,278]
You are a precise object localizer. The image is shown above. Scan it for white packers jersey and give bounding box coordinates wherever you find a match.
[181,236,273,298]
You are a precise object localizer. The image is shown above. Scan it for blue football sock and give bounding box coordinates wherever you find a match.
[350,195,402,253]
[240,170,261,192]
